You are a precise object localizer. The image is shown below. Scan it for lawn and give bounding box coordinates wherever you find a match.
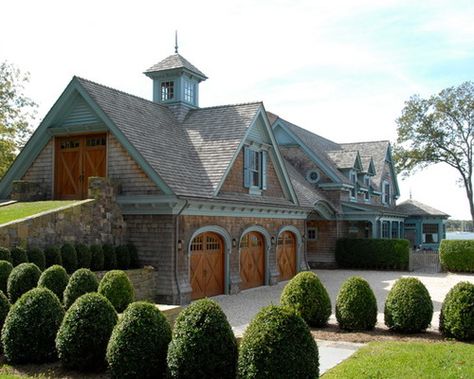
[0,201,78,225]
[323,341,474,378]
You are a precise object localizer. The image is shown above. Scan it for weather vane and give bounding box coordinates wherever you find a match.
[175,30,178,54]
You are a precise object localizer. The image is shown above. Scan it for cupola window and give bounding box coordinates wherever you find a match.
[184,80,195,104]
[161,81,174,101]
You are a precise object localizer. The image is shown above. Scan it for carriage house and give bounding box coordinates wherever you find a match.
[0,50,426,304]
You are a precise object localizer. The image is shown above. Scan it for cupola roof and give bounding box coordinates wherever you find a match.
[145,53,207,81]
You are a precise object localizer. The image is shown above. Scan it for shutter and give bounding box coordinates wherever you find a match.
[243,146,251,188]
[261,151,267,190]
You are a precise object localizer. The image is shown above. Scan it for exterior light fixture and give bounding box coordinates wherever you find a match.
[232,238,237,248]
[177,240,183,250]
[271,236,276,245]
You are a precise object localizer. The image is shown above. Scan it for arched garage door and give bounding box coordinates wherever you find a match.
[190,232,224,300]
[277,231,296,281]
[240,231,265,290]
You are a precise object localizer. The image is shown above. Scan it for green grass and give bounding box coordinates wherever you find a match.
[0,201,78,225]
[323,341,474,378]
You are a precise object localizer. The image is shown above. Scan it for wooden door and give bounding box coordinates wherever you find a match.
[240,232,265,290]
[277,231,296,281]
[55,134,106,200]
[190,232,225,300]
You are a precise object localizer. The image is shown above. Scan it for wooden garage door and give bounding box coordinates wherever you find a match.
[190,232,225,300]
[55,134,106,200]
[240,232,265,290]
[277,231,296,281]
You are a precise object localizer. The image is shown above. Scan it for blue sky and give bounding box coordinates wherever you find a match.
[1,0,473,218]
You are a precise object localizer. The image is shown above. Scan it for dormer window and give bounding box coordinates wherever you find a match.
[184,80,195,104]
[382,180,391,205]
[243,146,267,192]
[364,175,370,202]
[350,170,357,200]
[161,81,174,101]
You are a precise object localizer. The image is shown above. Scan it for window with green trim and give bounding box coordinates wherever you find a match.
[161,81,174,101]
[243,146,267,191]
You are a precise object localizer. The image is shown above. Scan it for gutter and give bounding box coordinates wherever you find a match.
[174,200,189,304]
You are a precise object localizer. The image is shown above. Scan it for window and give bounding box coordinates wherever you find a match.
[350,170,357,199]
[382,221,390,238]
[391,222,399,239]
[382,180,391,205]
[306,169,320,184]
[184,80,195,104]
[423,224,439,243]
[307,227,318,240]
[244,147,267,191]
[160,81,174,101]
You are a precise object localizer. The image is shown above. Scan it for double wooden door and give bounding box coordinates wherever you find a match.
[240,232,265,290]
[190,232,225,300]
[55,134,107,200]
[276,231,296,281]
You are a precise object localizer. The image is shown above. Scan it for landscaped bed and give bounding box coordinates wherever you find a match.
[322,341,474,378]
[0,201,78,225]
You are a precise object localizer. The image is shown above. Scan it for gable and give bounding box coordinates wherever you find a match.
[246,116,271,144]
[61,96,100,127]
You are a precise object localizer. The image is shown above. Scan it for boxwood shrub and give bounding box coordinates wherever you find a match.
[439,281,474,340]
[103,244,117,270]
[336,238,410,270]
[63,268,99,309]
[115,245,131,270]
[439,240,474,272]
[27,247,46,271]
[107,302,172,378]
[335,276,377,331]
[238,305,319,379]
[0,260,13,294]
[38,265,69,300]
[0,291,11,335]
[44,246,62,268]
[98,270,134,313]
[167,298,237,379]
[384,277,433,333]
[61,243,78,274]
[7,263,41,303]
[75,243,92,269]
[0,247,12,263]
[2,288,64,363]
[10,247,28,267]
[56,292,118,371]
[90,244,104,271]
[280,271,331,327]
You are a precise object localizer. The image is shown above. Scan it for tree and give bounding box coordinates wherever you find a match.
[0,62,36,178]
[394,81,474,223]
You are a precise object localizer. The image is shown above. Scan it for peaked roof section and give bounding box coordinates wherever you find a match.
[396,199,450,218]
[77,77,260,198]
[360,156,376,175]
[326,150,362,170]
[145,53,207,79]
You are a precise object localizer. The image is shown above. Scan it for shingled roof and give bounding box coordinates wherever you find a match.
[77,77,260,198]
[326,150,360,170]
[145,53,207,79]
[396,199,449,217]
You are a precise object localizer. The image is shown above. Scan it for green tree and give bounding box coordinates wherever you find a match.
[394,81,474,223]
[0,62,36,178]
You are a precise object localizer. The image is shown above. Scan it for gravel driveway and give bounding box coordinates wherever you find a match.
[214,269,474,335]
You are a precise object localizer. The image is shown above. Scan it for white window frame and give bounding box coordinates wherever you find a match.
[184,79,195,104]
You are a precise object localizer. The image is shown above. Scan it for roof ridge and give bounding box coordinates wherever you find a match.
[196,101,263,110]
[341,140,390,145]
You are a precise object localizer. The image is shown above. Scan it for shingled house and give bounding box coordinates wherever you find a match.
[0,50,438,304]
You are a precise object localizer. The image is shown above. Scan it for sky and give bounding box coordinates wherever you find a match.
[1,0,474,219]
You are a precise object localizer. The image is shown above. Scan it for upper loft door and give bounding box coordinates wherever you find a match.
[55,134,107,199]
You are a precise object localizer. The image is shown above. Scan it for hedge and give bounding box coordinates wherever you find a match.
[27,248,46,271]
[7,263,41,303]
[439,240,474,272]
[336,238,409,270]
[10,247,28,267]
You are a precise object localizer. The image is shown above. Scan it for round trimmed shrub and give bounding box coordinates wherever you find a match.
[335,276,377,331]
[439,281,474,340]
[280,271,331,327]
[98,270,134,313]
[38,265,69,300]
[2,288,64,363]
[27,247,46,271]
[0,247,12,263]
[0,291,11,334]
[10,247,28,266]
[61,243,78,274]
[90,244,104,271]
[63,268,99,309]
[7,263,41,303]
[238,305,319,378]
[384,277,433,333]
[103,244,117,270]
[0,260,13,294]
[128,243,139,268]
[107,302,172,378]
[56,292,118,371]
[76,243,92,269]
[44,246,62,268]
[167,298,237,379]
[115,245,131,270]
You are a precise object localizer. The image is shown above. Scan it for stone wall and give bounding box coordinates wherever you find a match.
[0,177,125,249]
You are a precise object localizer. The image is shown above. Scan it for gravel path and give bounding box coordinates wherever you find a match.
[214,269,474,335]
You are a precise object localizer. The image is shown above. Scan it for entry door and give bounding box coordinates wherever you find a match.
[55,134,107,199]
[240,232,265,290]
[277,231,296,281]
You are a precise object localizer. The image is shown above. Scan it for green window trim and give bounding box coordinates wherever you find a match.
[243,146,267,191]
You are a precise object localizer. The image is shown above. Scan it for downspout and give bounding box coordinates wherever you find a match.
[174,200,189,304]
